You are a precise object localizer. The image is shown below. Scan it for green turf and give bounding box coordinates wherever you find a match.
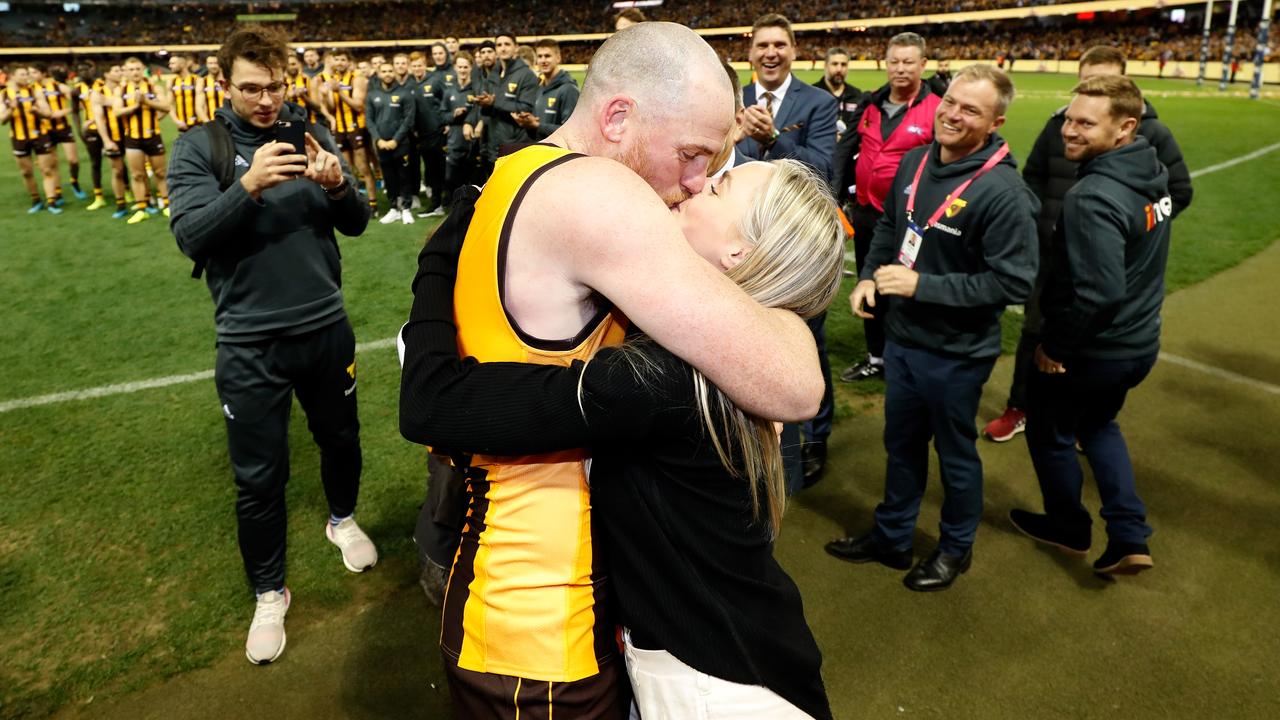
[1,70,1279,718]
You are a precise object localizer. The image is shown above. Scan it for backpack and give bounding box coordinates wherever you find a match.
[187,120,238,279]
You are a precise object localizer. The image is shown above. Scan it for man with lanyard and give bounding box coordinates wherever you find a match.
[514,39,578,141]
[1012,75,1172,577]
[813,47,861,142]
[831,32,942,384]
[825,65,1038,592]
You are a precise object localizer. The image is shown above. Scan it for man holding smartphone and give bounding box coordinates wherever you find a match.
[167,25,374,666]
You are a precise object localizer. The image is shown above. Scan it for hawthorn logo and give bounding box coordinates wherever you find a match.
[346,362,357,379]
[945,198,968,218]
[547,97,556,108]
[508,82,517,93]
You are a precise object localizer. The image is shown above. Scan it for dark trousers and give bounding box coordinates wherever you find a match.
[782,423,804,495]
[1006,233,1052,410]
[802,311,834,444]
[215,318,362,594]
[376,146,415,210]
[414,453,469,569]
[419,140,447,210]
[1025,352,1157,545]
[850,201,886,358]
[873,341,995,555]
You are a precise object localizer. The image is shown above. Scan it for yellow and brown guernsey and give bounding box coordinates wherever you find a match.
[123,79,162,140]
[321,70,366,132]
[170,73,202,127]
[443,143,628,682]
[3,85,42,141]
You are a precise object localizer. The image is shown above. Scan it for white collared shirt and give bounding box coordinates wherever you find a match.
[752,73,793,118]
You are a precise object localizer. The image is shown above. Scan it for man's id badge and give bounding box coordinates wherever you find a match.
[898,223,923,269]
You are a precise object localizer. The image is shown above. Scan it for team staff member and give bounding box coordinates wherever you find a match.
[366,62,416,224]
[514,38,578,140]
[442,51,477,206]
[91,63,131,218]
[169,53,208,132]
[319,50,378,211]
[168,25,374,667]
[468,41,497,180]
[832,33,943,383]
[826,65,1038,592]
[474,32,538,177]
[415,43,453,217]
[1012,75,1172,577]
[814,47,861,142]
[114,57,171,224]
[30,64,78,205]
[981,45,1193,443]
[735,13,839,486]
[1,65,61,214]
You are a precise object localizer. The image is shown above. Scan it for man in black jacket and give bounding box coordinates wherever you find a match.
[366,61,416,224]
[813,47,861,142]
[1011,75,1170,577]
[825,65,1038,592]
[514,38,578,140]
[474,32,538,176]
[168,26,374,666]
[982,45,1192,443]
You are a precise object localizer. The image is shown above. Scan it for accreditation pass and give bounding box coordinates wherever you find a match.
[898,222,923,269]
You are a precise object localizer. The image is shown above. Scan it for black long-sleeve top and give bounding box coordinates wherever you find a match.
[398,194,831,719]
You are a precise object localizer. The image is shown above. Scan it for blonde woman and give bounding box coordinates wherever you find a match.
[407,159,842,720]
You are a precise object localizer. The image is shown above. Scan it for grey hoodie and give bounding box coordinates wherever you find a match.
[532,69,578,140]
[168,103,370,342]
[1040,136,1171,360]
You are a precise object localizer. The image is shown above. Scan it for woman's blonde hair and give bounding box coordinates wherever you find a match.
[697,159,845,535]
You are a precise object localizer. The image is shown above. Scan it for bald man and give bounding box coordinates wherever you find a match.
[401,22,824,717]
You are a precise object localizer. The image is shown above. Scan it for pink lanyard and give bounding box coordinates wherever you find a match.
[905,142,1009,229]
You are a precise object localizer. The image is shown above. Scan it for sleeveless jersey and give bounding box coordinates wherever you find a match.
[4,86,42,141]
[170,73,202,127]
[322,70,365,133]
[289,73,319,125]
[76,80,99,132]
[444,144,628,681]
[99,83,125,142]
[205,78,226,114]
[38,79,69,133]
[123,79,162,140]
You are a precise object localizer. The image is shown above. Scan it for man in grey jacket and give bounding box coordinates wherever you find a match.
[167,25,374,666]
[514,38,578,140]
[474,32,538,173]
[366,61,416,224]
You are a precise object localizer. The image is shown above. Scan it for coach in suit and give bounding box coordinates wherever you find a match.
[736,13,839,485]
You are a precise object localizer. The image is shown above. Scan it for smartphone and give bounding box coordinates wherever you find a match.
[274,120,308,164]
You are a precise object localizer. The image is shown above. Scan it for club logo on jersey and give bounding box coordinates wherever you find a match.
[1143,196,1173,231]
[546,97,556,108]
[346,361,357,379]
[945,198,968,218]
[424,85,432,93]
[446,75,453,83]
[508,82,517,93]
[391,95,400,103]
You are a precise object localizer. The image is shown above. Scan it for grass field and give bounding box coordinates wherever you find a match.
[2,70,1279,719]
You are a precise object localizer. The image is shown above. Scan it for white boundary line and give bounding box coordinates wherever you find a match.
[0,337,396,414]
[1189,142,1280,178]
[1158,352,1280,396]
[3,141,1280,416]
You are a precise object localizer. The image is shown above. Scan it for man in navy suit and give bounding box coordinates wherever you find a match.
[736,13,840,486]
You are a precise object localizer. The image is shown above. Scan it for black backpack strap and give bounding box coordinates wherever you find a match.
[191,120,237,279]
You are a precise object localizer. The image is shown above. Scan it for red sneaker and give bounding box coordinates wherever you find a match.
[983,407,1026,442]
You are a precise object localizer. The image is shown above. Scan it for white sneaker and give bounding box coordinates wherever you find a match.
[245,588,290,665]
[426,206,447,217]
[410,196,422,209]
[326,517,378,572]
[402,211,415,225]
[379,208,401,224]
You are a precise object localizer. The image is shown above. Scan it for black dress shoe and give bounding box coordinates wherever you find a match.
[1093,541,1153,576]
[1009,508,1090,555]
[824,533,913,570]
[903,548,972,592]
[801,441,827,487]
[839,359,884,382]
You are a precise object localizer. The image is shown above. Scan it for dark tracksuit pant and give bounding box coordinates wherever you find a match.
[215,318,362,594]
[1025,352,1157,545]
[418,137,447,210]
[376,145,415,211]
[850,201,886,358]
[872,341,995,556]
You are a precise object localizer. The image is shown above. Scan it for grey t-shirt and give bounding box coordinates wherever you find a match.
[880,99,907,140]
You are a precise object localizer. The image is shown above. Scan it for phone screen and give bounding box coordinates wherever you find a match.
[274,120,308,164]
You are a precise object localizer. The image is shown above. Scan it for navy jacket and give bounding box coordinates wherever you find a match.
[736,76,838,183]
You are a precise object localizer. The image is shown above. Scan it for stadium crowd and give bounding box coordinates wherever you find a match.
[4,0,1275,713]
